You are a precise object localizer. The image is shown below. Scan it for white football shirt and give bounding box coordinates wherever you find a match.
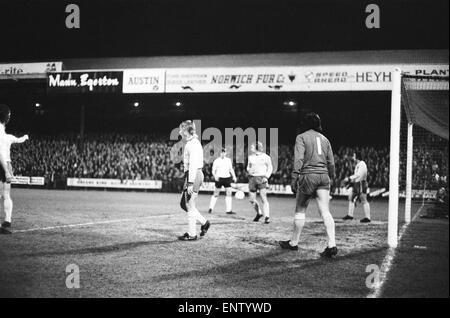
[0,123,24,162]
[212,157,233,178]
[183,135,204,183]
[352,161,368,182]
[247,153,273,178]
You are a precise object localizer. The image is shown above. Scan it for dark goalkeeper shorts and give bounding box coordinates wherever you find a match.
[215,177,232,189]
[295,173,331,208]
[297,173,330,196]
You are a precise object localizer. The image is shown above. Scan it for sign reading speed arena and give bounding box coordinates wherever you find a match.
[47,71,123,93]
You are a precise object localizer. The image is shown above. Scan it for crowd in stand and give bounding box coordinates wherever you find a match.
[11,133,448,191]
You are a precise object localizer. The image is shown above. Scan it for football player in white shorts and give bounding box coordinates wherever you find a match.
[247,141,273,224]
[342,151,371,223]
[208,148,237,215]
[0,104,29,234]
[178,120,210,241]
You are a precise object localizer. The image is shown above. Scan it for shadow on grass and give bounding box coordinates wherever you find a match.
[152,246,388,283]
[21,240,177,258]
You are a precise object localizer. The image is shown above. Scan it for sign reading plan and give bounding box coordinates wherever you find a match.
[47,71,123,94]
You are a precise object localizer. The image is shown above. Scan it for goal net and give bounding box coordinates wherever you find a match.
[389,70,449,247]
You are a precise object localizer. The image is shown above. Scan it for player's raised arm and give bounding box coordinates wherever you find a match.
[10,134,29,144]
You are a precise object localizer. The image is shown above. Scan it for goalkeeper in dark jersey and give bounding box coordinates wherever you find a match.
[279,112,338,258]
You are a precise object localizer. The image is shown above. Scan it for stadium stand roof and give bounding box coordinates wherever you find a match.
[61,50,449,70]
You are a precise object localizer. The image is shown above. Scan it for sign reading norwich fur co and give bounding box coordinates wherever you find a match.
[165,67,300,92]
[47,71,123,93]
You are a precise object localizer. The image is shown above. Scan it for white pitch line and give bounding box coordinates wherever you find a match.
[13,214,176,233]
[367,206,423,298]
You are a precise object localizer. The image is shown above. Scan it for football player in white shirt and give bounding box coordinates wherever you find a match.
[247,141,273,224]
[208,148,237,215]
[342,151,371,223]
[0,104,29,234]
[178,120,210,241]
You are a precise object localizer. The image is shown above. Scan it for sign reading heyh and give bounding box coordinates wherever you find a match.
[299,64,449,91]
[0,62,62,76]
[47,71,123,94]
[122,69,165,93]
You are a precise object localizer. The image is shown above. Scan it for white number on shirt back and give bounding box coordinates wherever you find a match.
[316,137,322,155]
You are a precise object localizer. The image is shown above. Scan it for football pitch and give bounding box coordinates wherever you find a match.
[0,188,441,298]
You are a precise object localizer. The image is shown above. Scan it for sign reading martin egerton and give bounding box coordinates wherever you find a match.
[47,71,123,94]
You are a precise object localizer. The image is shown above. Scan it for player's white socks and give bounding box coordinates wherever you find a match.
[194,209,207,226]
[187,211,197,237]
[290,213,306,246]
[187,208,207,237]
[348,202,355,217]
[209,195,218,210]
[262,201,270,218]
[322,211,336,248]
[4,194,12,223]
[225,196,232,212]
[363,203,371,219]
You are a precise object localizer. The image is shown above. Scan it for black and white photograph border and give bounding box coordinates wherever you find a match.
[0,0,448,303]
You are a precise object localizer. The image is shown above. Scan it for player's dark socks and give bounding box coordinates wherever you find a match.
[226,211,236,215]
[208,209,212,214]
[178,233,198,241]
[253,213,263,222]
[360,218,371,223]
[342,215,354,220]
[264,217,270,224]
[0,227,12,235]
[279,240,298,250]
[1,221,11,228]
[320,246,338,258]
[200,221,211,237]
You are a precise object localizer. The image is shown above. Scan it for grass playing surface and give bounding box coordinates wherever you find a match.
[0,188,445,298]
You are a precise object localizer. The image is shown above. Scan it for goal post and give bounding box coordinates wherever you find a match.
[389,68,449,248]
[388,68,402,248]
